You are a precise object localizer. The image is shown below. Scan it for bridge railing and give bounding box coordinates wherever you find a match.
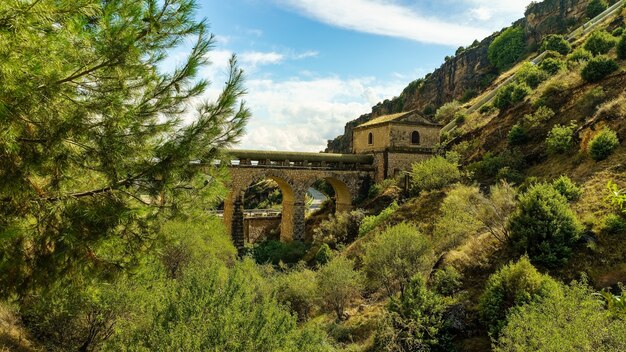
[222,149,375,171]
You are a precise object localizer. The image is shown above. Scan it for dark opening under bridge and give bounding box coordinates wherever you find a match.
[222,149,375,251]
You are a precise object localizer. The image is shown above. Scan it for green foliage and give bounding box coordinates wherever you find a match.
[109,260,333,351]
[431,266,462,296]
[252,240,309,266]
[479,257,560,338]
[496,281,626,351]
[410,155,461,194]
[363,223,434,296]
[314,210,365,247]
[276,267,318,321]
[581,53,618,83]
[315,243,333,265]
[540,34,571,55]
[524,106,555,128]
[0,0,249,296]
[359,201,399,236]
[584,30,616,56]
[488,26,527,71]
[602,214,626,234]
[586,0,609,19]
[552,175,582,201]
[536,80,570,109]
[567,47,593,62]
[373,277,450,352]
[434,100,462,123]
[618,33,626,60]
[469,150,525,182]
[316,256,363,320]
[607,181,626,214]
[493,82,532,110]
[509,183,582,267]
[545,122,577,154]
[596,289,626,317]
[516,62,548,88]
[588,127,620,161]
[539,57,566,75]
[368,179,397,199]
[508,124,529,145]
[613,27,624,37]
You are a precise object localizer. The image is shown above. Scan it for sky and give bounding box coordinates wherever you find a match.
[172,0,536,152]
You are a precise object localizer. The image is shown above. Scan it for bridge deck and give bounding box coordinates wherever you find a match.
[223,149,374,171]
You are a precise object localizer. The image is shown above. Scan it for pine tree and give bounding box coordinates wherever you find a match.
[0,0,249,296]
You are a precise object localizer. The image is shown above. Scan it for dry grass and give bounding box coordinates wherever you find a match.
[0,303,39,352]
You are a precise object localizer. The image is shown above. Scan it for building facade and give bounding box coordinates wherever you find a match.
[352,110,442,181]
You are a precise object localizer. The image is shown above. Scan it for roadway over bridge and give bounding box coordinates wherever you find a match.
[223,149,375,251]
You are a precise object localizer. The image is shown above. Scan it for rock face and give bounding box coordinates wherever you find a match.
[326,0,591,153]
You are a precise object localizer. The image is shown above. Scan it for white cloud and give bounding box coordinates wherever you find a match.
[240,51,285,67]
[277,0,490,46]
[465,0,535,24]
[292,50,319,60]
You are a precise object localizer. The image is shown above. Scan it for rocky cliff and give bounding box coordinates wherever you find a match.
[326,0,592,153]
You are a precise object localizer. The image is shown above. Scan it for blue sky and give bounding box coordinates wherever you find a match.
[180,0,535,151]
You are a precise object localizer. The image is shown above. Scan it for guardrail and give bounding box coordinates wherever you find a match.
[440,0,625,137]
[223,149,375,171]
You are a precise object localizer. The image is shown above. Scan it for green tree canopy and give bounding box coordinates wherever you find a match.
[0,0,249,296]
[488,26,526,71]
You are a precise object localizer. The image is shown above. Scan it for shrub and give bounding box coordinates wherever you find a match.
[373,277,450,352]
[508,124,529,145]
[359,201,399,236]
[586,0,608,19]
[495,281,626,352]
[316,256,363,320]
[509,183,582,267]
[602,214,626,234]
[539,57,566,75]
[363,223,434,296]
[434,100,462,123]
[535,81,570,109]
[567,47,593,63]
[584,30,617,56]
[540,34,571,55]
[468,150,525,182]
[368,179,396,198]
[545,122,576,154]
[314,243,332,265]
[588,127,619,161]
[613,27,624,37]
[252,240,309,265]
[479,257,561,338]
[516,62,548,88]
[276,267,318,321]
[618,33,626,60]
[488,26,527,71]
[431,266,462,296]
[494,82,531,110]
[552,175,582,201]
[480,104,496,114]
[314,210,365,247]
[410,156,461,193]
[524,106,555,127]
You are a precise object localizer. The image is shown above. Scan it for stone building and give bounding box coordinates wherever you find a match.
[352,110,441,181]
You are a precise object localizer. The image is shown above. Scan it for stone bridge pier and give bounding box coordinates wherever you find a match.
[221,150,374,252]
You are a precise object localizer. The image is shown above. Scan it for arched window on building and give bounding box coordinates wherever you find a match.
[411,131,420,145]
[368,132,373,145]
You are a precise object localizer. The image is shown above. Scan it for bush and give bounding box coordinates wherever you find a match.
[488,26,526,71]
[535,81,570,109]
[540,34,571,55]
[468,150,525,182]
[479,257,560,338]
[509,183,582,267]
[588,127,619,161]
[252,240,309,265]
[494,82,531,110]
[373,277,450,352]
[567,47,593,63]
[314,210,365,247]
[314,243,332,265]
[552,175,582,201]
[363,223,434,296]
[368,179,396,198]
[524,106,555,127]
[434,100,462,123]
[276,267,318,321]
[410,155,461,193]
[545,122,576,154]
[586,0,608,19]
[584,30,617,56]
[618,33,626,60]
[431,266,462,296]
[581,56,618,82]
[516,62,548,88]
[495,281,626,352]
[508,124,529,145]
[603,214,626,234]
[316,256,363,320]
[359,201,399,236]
[539,57,566,75]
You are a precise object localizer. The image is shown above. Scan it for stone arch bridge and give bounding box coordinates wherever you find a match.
[222,150,375,250]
